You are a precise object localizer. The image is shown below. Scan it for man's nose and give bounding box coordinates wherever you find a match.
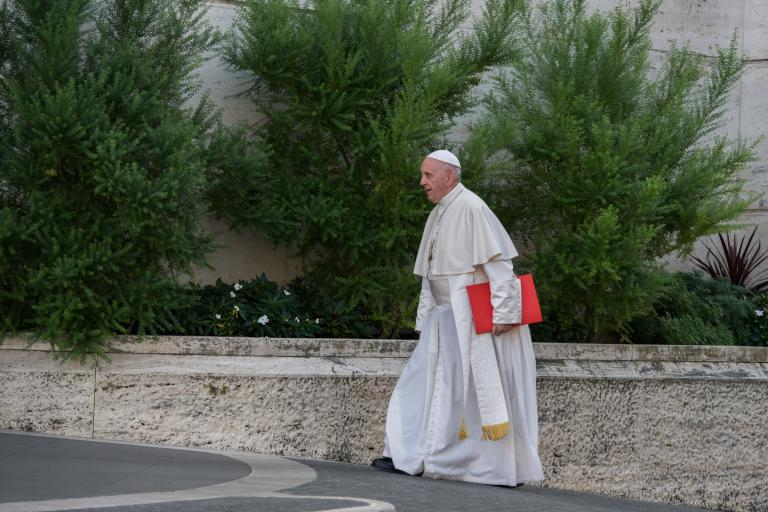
[419,176,427,186]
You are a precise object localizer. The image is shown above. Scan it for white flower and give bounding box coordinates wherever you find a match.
[234,305,240,312]
[257,314,269,325]
[230,291,236,298]
[233,283,243,291]
[215,314,221,320]
[314,318,320,324]
[756,309,765,317]
[295,316,300,323]
[283,289,291,296]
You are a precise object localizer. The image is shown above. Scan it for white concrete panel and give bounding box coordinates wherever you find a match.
[645,0,740,55]
[690,67,742,147]
[189,217,303,285]
[739,63,768,141]
[193,3,261,127]
[744,0,768,60]
[737,63,768,206]
[556,0,744,56]
[464,0,747,55]
[664,209,768,272]
[745,142,768,208]
[715,77,743,141]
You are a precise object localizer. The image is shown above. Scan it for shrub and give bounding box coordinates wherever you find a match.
[629,272,765,346]
[165,275,375,339]
[468,0,757,342]
[0,0,268,359]
[221,0,523,336]
[751,295,768,346]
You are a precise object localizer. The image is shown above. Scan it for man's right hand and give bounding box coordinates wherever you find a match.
[492,323,514,336]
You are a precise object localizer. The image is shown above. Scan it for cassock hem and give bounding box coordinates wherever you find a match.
[422,470,544,487]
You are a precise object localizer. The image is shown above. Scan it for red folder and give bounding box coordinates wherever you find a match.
[466,274,543,334]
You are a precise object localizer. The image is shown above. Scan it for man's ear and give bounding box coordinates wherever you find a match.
[447,169,458,186]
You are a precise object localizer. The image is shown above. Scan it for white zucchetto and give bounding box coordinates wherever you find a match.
[426,149,461,168]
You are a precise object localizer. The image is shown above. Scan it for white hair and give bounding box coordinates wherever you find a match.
[443,162,461,180]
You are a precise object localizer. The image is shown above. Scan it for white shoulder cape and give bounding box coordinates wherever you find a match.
[413,186,518,277]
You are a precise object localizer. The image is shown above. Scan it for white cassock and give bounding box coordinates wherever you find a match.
[383,183,544,486]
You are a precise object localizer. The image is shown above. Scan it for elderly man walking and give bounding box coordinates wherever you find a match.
[372,150,544,487]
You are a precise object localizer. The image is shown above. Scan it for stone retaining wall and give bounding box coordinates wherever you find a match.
[1,337,766,512]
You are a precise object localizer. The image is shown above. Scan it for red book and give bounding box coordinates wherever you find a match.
[466,274,543,334]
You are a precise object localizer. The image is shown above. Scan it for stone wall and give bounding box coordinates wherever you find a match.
[1,337,766,512]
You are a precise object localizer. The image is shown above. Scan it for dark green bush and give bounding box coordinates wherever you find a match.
[751,294,768,346]
[165,275,375,339]
[629,272,767,346]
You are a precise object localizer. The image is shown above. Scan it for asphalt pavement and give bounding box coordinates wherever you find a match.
[0,431,714,512]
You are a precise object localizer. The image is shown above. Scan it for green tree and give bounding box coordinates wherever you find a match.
[0,4,12,142]
[223,0,523,336]
[467,0,757,342]
[0,0,265,359]
[0,3,19,333]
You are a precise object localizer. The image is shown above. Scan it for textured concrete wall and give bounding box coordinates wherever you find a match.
[2,337,767,512]
[193,1,768,283]
[538,378,766,512]
[0,350,94,437]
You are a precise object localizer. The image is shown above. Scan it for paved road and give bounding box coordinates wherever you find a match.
[0,431,713,512]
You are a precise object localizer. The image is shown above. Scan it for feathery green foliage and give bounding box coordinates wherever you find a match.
[223,0,523,336]
[0,0,266,359]
[468,0,757,342]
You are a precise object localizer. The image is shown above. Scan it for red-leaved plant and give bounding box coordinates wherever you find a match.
[691,226,768,292]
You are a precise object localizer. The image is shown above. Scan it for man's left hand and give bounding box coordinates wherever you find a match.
[492,323,515,336]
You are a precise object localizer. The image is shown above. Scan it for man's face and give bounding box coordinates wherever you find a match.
[420,158,458,204]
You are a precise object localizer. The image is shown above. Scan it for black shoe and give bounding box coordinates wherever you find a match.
[493,482,526,489]
[371,457,418,476]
